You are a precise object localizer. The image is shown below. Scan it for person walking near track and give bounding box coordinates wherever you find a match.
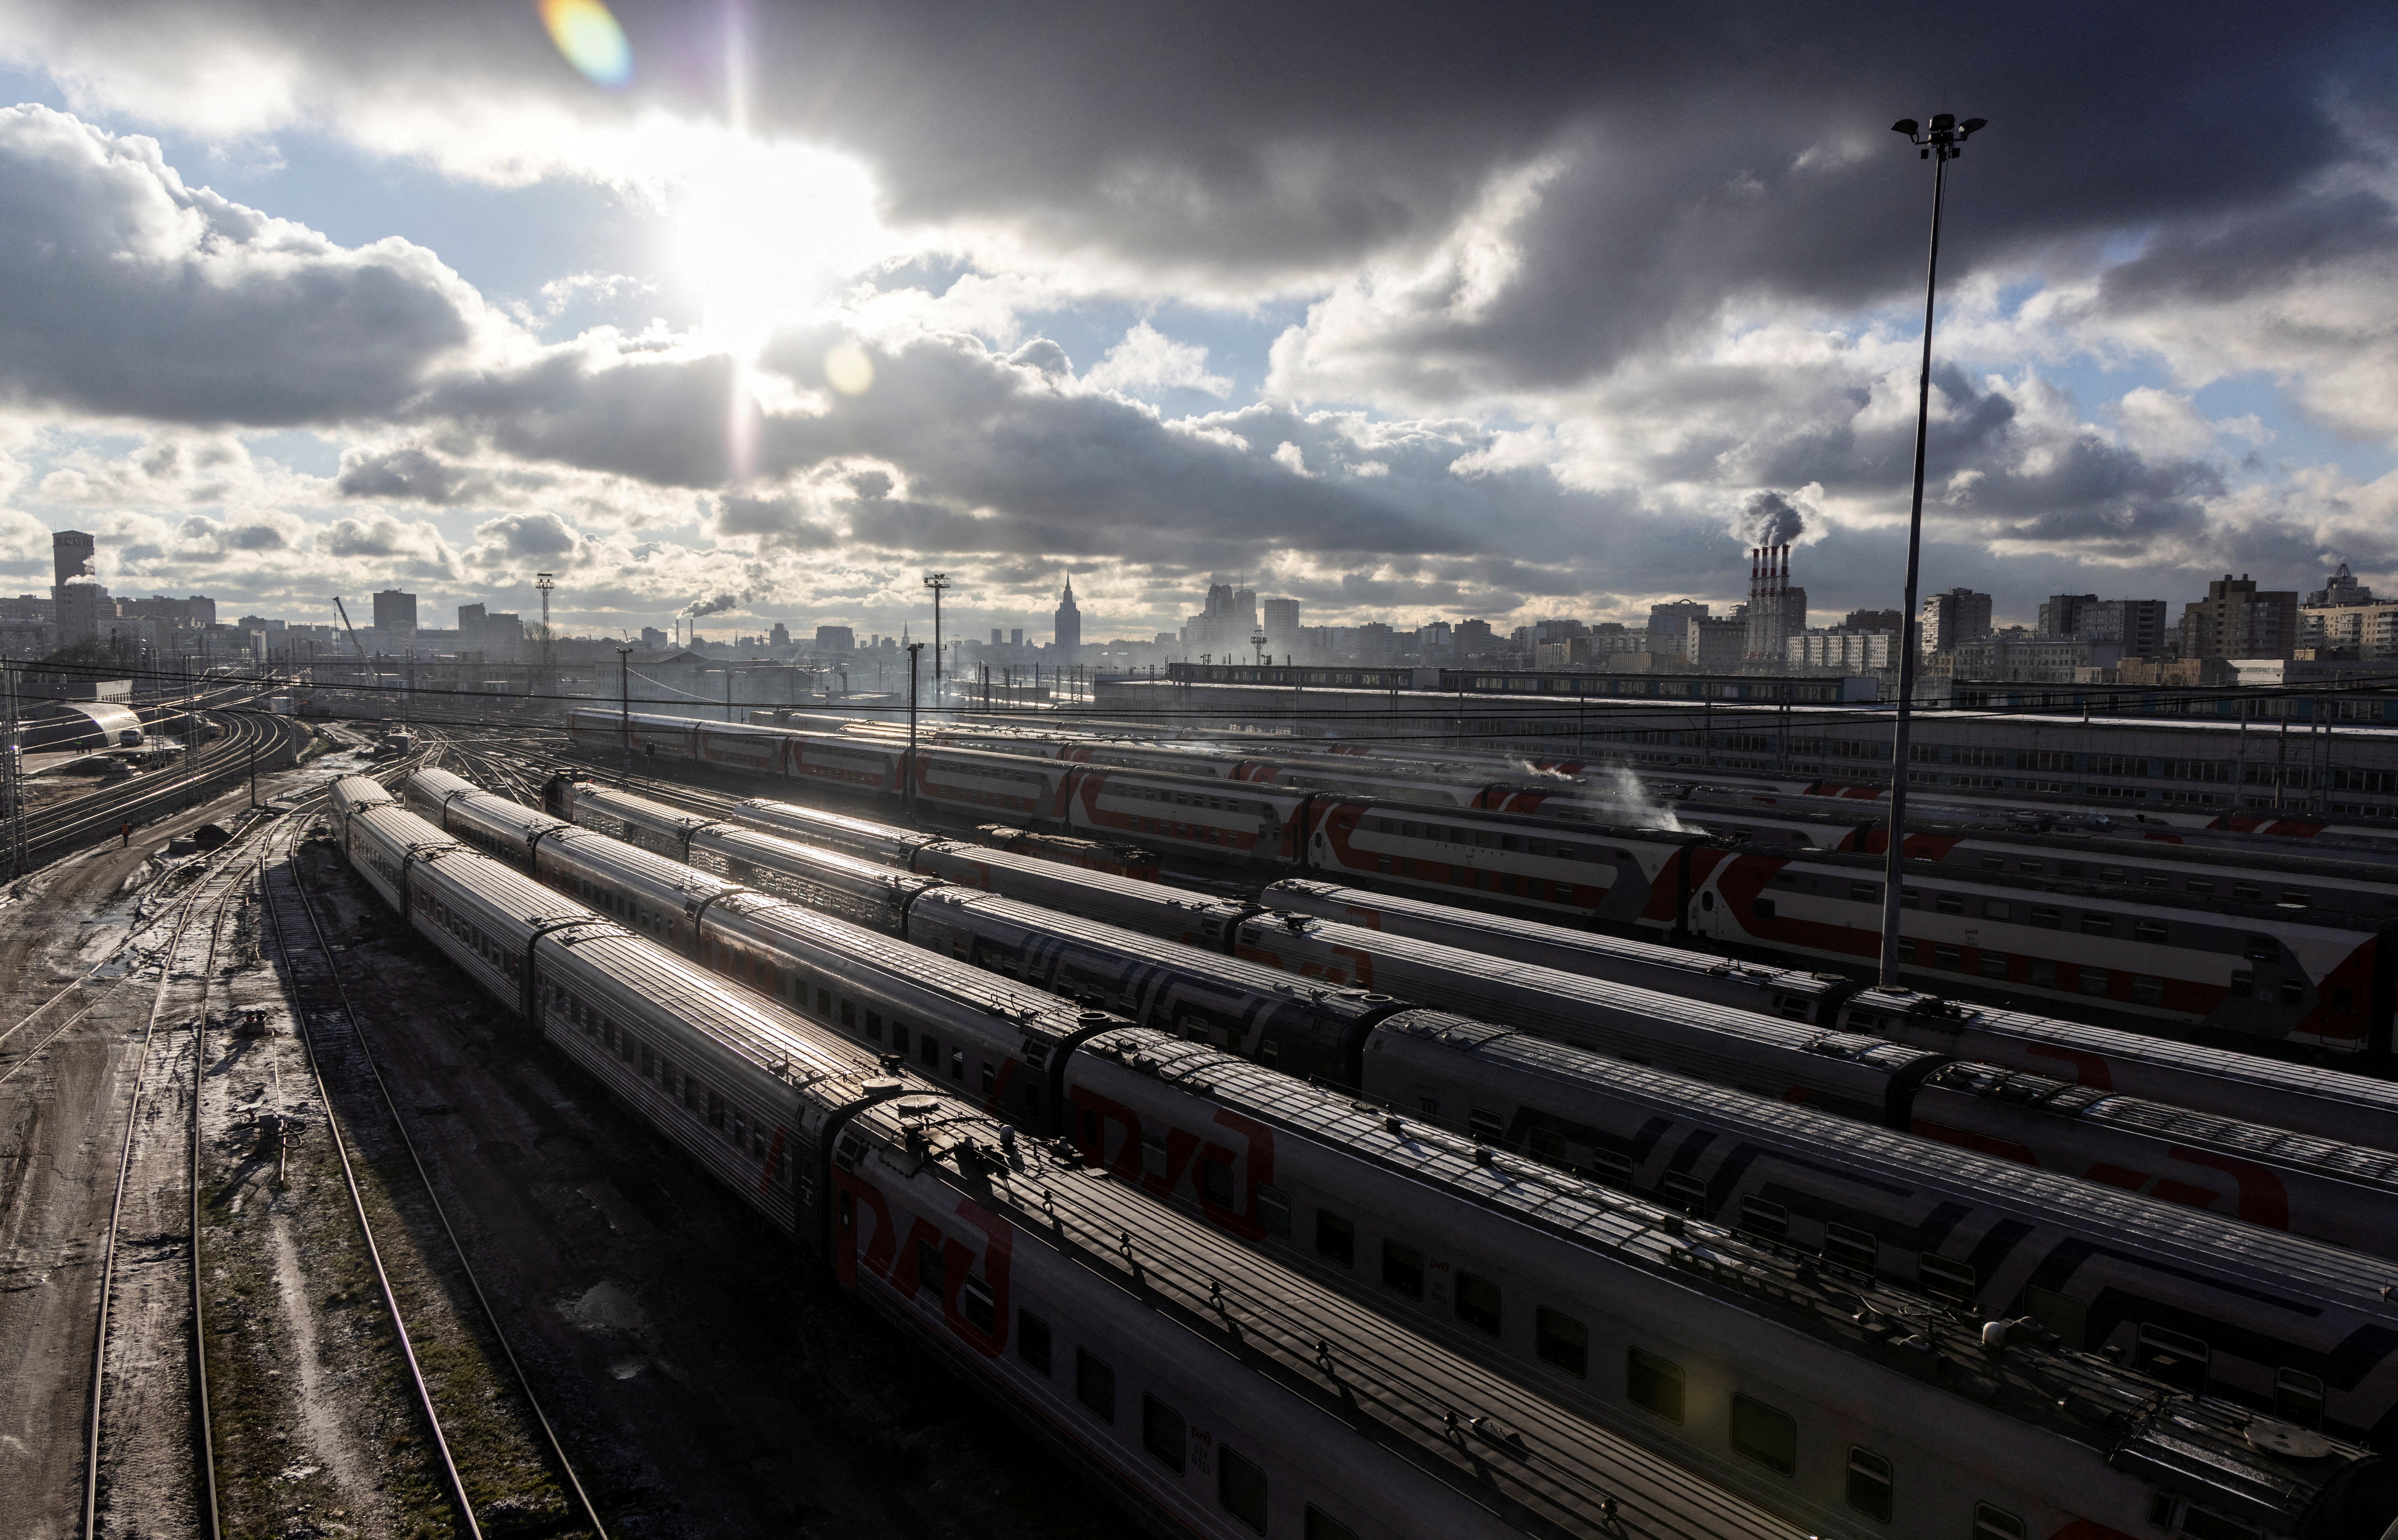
[120,821,130,848]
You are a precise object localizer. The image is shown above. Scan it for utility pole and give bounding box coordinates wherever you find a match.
[924,573,950,707]
[905,642,924,815]
[618,646,633,780]
[1875,110,1987,990]
[536,572,558,713]
[3,662,18,878]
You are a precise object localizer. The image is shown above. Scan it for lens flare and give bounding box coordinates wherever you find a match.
[539,0,633,88]
[824,344,875,396]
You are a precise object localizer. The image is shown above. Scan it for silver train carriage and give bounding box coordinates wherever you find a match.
[329,781,1781,1540]
[350,778,2398,1536]
[407,772,2398,1452]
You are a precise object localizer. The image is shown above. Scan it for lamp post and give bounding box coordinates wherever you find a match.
[617,646,633,782]
[1876,111,1987,989]
[904,641,924,815]
[924,573,950,707]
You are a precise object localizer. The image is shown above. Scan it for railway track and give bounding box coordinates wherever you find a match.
[8,707,309,873]
[258,814,609,1540]
[76,803,292,1539]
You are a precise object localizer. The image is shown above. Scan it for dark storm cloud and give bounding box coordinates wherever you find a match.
[0,105,481,425]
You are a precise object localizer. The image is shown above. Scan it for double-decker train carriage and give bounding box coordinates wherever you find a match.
[1679,842,2394,1053]
[970,824,1160,881]
[1065,1029,2398,1531]
[418,770,2398,1451]
[329,782,1805,1540]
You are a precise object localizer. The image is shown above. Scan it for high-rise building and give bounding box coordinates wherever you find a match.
[770,623,790,648]
[815,625,857,653]
[459,602,487,635]
[2179,575,2298,660]
[1053,578,1082,654]
[2075,599,2171,657]
[1646,601,1709,658]
[373,589,418,636]
[1261,598,1301,658]
[2036,594,2099,637]
[1918,588,1993,656]
[50,530,108,647]
[2308,563,2373,609]
[1843,608,1905,635]
[639,626,668,649]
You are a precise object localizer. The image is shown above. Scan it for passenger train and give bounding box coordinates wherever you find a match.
[327,778,1808,1540]
[564,708,2396,1052]
[422,769,2398,1453]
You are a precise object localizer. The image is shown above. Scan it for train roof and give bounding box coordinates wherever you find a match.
[1846,988,2398,1126]
[1087,1027,2386,1516]
[729,794,938,847]
[1724,837,2390,932]
[845,1086,1810,1539]
[925,888,1360,1003]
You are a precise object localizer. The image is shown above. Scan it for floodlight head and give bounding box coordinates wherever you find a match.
[1930,112,1956,131]
[1960,117,1987,136]
[1892,118,1919,136]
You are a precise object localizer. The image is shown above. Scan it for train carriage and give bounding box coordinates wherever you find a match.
[693,720,793,776]
[912,744,1076,822]
[787,729,909,795]
[1067,764,1307,864]
[1303,799,1690,925]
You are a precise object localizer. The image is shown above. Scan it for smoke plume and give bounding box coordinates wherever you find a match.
[1733,489,1807,549]
[681,591,744,619]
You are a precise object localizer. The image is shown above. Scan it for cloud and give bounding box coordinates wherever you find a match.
[0,105,503,427]
[1083,322,1234,398]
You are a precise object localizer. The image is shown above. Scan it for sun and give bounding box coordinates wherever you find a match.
[668,129,890,358]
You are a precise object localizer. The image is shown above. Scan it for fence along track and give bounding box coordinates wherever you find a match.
[258,818,609,1540]
[79,814,273,1539]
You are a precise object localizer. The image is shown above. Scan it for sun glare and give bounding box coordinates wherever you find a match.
[670,132,889,358]
[538,0,633,88]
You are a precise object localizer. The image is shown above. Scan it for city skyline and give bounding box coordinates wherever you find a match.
[0,8,2389,645]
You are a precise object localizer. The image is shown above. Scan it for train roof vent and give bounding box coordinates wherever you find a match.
[862,1077,904,1098]
[895,1095,940,1117]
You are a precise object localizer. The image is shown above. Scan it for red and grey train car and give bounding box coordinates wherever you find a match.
[332,779,1789,1540]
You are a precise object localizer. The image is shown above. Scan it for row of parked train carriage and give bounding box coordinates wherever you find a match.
[340,769,2398,1540]
[755,705,2398,852]
[566,708,2398,1055]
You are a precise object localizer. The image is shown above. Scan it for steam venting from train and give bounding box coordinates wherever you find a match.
[1603,767,1685,832]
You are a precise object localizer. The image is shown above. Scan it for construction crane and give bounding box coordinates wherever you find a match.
[329,597,369,664]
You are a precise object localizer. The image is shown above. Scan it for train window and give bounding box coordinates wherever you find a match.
[980,1060,996,1093]
[2281,889,2311,906]
[1982,899,2009,921]
[708,1091,726,1130]
[2186,878,2215,895]
[950,1049,966,1081]
[1467,1108,1504,1145]
[1976,952,2008,979]
[865,1011,882,1041]
[816,987,832,1017]
[682,1075,698,1110]
[915,1238,945,1298]
[1382,1240,1425,1299]
[2280,978,2307,1005]
[1901,888,1920,909]
[1933,893,1963,915]
[1849,881,1878,902]
[1893,939,1917,962]
[2016,860,2042,875]
[2057,861,2084,879]
[1501,835,1522,852]
[1256,1185,1292,1237]
[1455,1272,1502,1335]
[1661,1172,1707,1212]
[1754,898,1776,920]
[1303,1507,1360,1540]
[1917,1254,1976,1305]
[1933,945,1963,968]
[2244,936,2278,962]
[1822,1218,1880,1266]
[2140,875,2170,890]
[1627,1348,1685,1423]
[2099,867,2126,883]
[1141,1133,1170,1180]
[2133,976,2165,1004]
[1402,822,1423,839]
[1141,1395,1186,1473]
[920,1035,940,1070]
[1589,1151,1635,1187]
[2079,967,2111,996]
[1017,1310,1052,1374]
[1218,1447,1269,1533]
[1527,1129,1566,1164]
[2233,883,2264,902]
[1316,1210,1355,1265]
[1845,1447,1894,1520]
[1731,1394,1797,1475]
[2332,986,2356,1014]
[1074,1350,1115,1423]
[2081,913,2116,936]
[2022,1286,2085,1350]
[1974,1505,2026,1540]
[1536,1308,1588,1376]
[1377,856,1394,874]
[1739,1196,1788,1240]
[2276,1367,2326,1429]
[1980,855,2006,871]
[2025,906,2061,930]
[640,1044,655,1079]
[1198,1156,1234,1208]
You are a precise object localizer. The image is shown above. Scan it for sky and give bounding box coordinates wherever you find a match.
[0,2,2392,644]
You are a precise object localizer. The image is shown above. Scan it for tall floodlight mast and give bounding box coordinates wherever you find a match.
[924,573,951,706]
[1876,111,1987,988]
